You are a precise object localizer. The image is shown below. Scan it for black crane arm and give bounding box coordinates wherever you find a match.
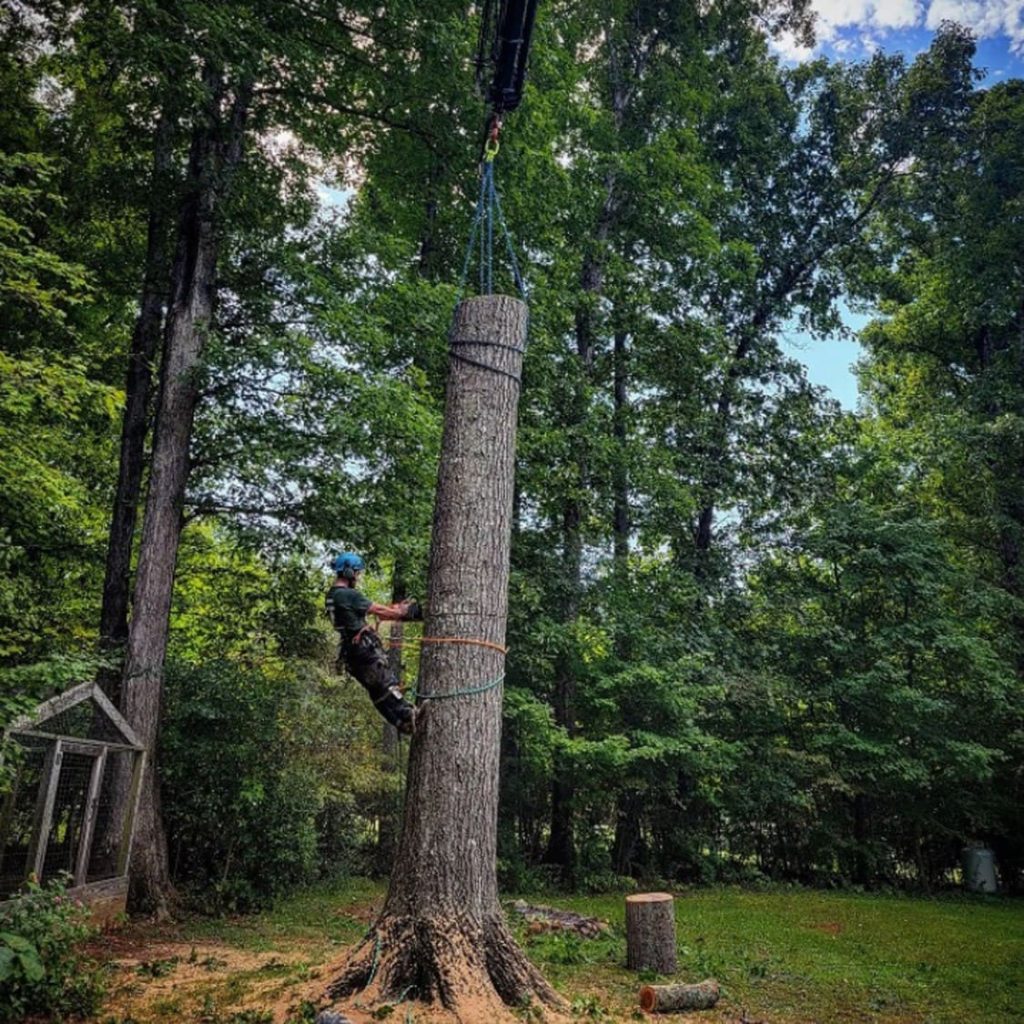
[480,0,540,115]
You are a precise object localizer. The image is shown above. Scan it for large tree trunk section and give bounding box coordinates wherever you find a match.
[121,73,251,916]
[639,979,720,1014]
[98,112,175,697]
[626,893,677,975]
[325,296,560,1021]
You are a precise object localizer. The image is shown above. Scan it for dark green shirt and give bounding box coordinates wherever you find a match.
[326,584,372,640]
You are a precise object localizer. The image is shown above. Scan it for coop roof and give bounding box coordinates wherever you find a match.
[8,682,144,750]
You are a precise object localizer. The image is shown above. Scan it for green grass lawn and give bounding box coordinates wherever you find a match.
[95,879,1024,1024]
[521,887,1024,1023]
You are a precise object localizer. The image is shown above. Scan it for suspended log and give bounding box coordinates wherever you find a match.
[626,892,677,974]
[639,978,721,1014]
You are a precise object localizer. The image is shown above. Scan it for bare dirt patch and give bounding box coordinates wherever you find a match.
[89,938,318,1023]
[812,921,844,936]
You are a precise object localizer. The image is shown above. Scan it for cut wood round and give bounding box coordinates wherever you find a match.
[626,892,677,974]
[639,978,720,1014]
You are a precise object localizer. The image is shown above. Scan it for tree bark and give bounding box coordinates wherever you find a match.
[326,296,560,1020]
[98,111,175,698]
[121,71,251,916]
[639,979,720,1013]
[626,893,677,975]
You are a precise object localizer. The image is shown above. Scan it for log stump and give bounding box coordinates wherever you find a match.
[639,978,720,1014]
[626,892,677,974]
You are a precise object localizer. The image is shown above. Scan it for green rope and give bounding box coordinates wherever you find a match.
[455,157,527,304]
[414,671,505,703]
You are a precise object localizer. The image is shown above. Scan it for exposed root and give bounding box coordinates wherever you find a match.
[325,911,565,1022]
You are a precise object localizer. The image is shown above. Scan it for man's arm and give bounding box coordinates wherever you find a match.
[368,599,423,622]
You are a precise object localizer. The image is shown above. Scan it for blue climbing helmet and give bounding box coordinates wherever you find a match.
[332,551,365,580]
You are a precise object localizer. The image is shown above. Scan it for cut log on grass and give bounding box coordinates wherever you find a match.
[626,892,677,974]
[639,978,720,1013]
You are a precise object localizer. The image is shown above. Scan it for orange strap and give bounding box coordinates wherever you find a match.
[386,635,508,656]
[355,622,508,656]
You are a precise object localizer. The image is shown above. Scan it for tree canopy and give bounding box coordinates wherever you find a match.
[1,0,1022,923]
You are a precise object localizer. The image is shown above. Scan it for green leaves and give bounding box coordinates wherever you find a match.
[0,877,102,1022]
[0,933,45,983]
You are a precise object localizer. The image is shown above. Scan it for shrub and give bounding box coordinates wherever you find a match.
[0,875,104,1022]
[161,660,325,912]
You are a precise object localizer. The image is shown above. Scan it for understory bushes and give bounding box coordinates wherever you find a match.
[160,660,386,911]
[0,876,104,1023]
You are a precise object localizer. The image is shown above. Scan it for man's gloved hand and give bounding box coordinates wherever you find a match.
[402,599,424,621]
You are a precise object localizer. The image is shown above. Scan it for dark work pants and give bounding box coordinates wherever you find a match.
[339,630,415,731]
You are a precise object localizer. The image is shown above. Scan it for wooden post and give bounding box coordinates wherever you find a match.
[626,892,677,974]
[74,749,107,886]
[639,979,720,1013]
[27,741,63,881]
[117,749,147,876]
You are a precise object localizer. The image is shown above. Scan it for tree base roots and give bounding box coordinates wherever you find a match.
[326,911,564,1021]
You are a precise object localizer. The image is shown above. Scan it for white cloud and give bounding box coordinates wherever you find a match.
[772,0,920,61]
[816,0,921,29]
[926,0,1024,53]
[772,31,819,60]
[771,0,1023,61]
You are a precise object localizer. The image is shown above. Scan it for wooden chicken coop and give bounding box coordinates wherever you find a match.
[0,682,146,919]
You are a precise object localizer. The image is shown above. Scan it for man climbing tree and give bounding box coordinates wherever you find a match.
[326,551,422,735]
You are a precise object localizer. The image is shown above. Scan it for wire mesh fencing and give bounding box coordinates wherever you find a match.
[0,738,48,899]
[1,687,144,901]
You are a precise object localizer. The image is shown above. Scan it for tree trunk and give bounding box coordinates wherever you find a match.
[612,790,643,877]
[612,329,630,569]
[543,185,616,875]
[98,111,175,698]
[326,296,560,1020]
[625,893,677,974]
[121,72,251,915]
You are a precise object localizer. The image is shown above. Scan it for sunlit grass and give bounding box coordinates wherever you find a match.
[522,887,1024,1023]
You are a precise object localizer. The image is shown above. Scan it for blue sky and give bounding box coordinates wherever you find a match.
[776,0,1023,408]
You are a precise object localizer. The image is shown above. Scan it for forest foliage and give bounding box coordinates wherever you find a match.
[0,0,1021,905]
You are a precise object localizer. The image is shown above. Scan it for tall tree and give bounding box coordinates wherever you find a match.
[329,297,560,1017]
[99,111,176,688]
[122,66,253,912]
[853,36,1024,884]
